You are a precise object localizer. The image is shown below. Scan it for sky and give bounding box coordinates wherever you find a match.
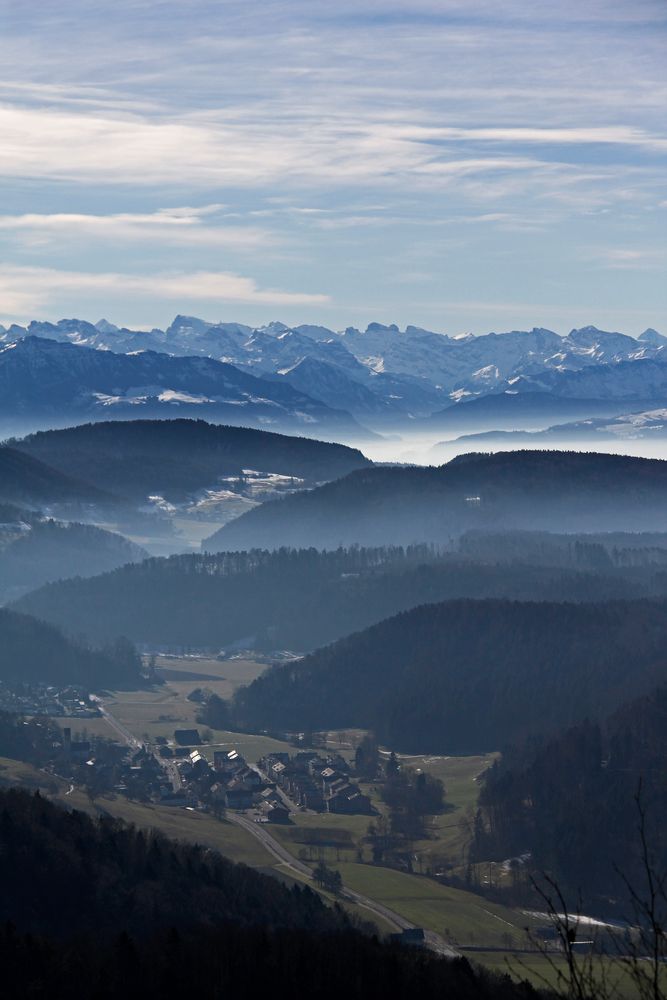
[0,0,666,335]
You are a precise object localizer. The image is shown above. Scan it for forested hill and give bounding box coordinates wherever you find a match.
[12,419,370,501]
[0,520,146,602]
[0,446,111,506]
[205,450,667,551]
[12,545,641,649]
[475,685,667,909]
[0,609,141,687]
[231,598,667,753]
[0,788,537,1000]
[0,786,347,938]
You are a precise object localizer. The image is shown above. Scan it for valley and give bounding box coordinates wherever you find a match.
[3,334,667,996]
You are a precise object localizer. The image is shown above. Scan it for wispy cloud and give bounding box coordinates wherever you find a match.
[0,265,329,317]
[0,206,277,249]
[0,0,664,330]
[586,247,666,271]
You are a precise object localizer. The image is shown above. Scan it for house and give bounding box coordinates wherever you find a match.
[327,782,372,815]
[174,729,202,746]
[320,767,342,793]
[259,800,290,824]
[293,751,320,773]
[214,748,245,774]
[235,765,263,789]
[225,787,254,809]
[269,761,288,785]
[187,749,211,775]
[326,754,350,773]
[287,775,325,811]
[258,787,280,803]
[259,752,289,770]
[390,928,425,948]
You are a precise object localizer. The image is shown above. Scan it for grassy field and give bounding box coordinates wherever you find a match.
[104,656,293,758]
[92,797,273,867]
[33,657,269,745]
[403,752,498,871]
[336,863,536,950]
[271,750,496,873]
[474,950,654,997]
[0,754,274,867]
[0,756,66,794]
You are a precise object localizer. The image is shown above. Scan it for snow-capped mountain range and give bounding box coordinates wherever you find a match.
[1,315,666,434]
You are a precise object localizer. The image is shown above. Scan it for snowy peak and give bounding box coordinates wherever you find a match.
[566,325,638,358]
[258,320,291,335]
[365,322,400,334]
[639,328,667,346]
[1,313,665,428]
[95,319,119,334]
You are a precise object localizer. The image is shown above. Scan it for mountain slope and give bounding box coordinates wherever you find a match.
[0,336,366,436]
[0,519,146,602]
[446,406,667,449]
[231,598,667,752]
[13,419,370,501]
[426,391,641,435]
[205,450,667,551]
[0,446,111,507]
[0,608,141,686]
[508,356,667,400]
[476,684,667,907]
[0,788,534,1000]
[272,356,447,419]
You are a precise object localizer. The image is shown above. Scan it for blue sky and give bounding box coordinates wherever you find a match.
[0,0,666,334]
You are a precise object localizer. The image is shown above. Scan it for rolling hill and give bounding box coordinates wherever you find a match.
[0,608,141,687]
[0,446,112,507]
[0,518,146,603]
[10,544,640,649]
[204,450,667,552]
[230,597,667,753]
[12,419,371,502]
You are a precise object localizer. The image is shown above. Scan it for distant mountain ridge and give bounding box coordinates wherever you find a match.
[443,406,667,450]
[0,336,367,437]
[1,315,665,428]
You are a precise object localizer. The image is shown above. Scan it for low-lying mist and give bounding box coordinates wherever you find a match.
[356,431,667,466]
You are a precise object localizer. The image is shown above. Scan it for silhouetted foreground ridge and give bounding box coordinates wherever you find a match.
[0,788,539,1000]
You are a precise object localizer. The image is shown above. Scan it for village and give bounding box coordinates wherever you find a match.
[0,680,101,719]
[135,727,373,820]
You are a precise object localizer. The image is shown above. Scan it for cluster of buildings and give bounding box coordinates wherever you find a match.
[0,682,100,719]
[56,719,374,824]
[153,735,372,820]
[259,750,372,815]
[157,731,290,821]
